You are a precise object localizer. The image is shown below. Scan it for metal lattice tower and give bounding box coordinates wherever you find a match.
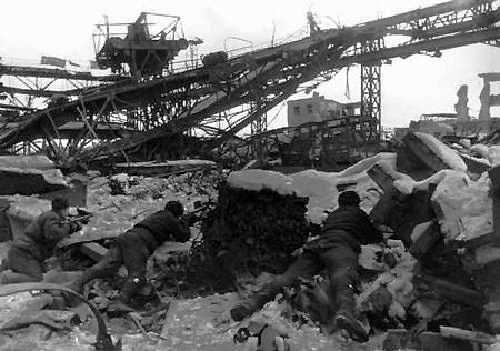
[360,38,383,138]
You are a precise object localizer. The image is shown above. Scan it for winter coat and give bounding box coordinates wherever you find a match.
[133,209,191,245]
[306,205,382,252]
[12,210,78,261]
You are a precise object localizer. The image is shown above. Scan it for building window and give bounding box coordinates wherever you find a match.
[293,106,301,115]
[307,104,313,114]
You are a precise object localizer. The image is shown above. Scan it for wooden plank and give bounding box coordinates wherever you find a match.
[415,273,484,308]
[80,242,108,262]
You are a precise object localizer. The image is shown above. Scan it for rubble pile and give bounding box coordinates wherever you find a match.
[59,170,219,250]
[360,132,500,338]
[147,241,191,297]
[189,171,310,290]
[216,132,499,346]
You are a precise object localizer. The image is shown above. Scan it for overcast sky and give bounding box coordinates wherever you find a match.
[1,0,500,128]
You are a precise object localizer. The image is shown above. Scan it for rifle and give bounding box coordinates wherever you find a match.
[181,200,216,226]
[63,208,93,224]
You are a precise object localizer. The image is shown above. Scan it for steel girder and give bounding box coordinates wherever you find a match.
[0,0,499,166]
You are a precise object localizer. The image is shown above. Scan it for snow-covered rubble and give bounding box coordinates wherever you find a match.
[227,154,391,223]
[413,132,467,172]
[61,171,219,246]
[431,171,492,241]
[358,240,417,323]
[3,131,500,348]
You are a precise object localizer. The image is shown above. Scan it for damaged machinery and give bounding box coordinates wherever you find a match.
[1,0,500,170]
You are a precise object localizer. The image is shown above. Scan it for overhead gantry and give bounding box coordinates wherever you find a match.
[0,0,499,168]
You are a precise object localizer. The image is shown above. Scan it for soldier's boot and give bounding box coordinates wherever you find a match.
[230,295,269,322]
[333,286,368,342]
[65,268,108,293]
[66,247,122,293]
[335,312,369,342]
[230,302,256,322]
[119,277,145,305]
[231,275,290,321]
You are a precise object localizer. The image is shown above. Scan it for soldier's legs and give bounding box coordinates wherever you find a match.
[7,246,43,282]
[231,251,322,321]
[319,243,367,341]
[67,244,122,292]
[319,243,359,317]
[118,232,151,304]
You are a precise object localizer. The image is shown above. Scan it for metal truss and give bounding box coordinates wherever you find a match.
[0,63,122,112]
[0,0,499,168]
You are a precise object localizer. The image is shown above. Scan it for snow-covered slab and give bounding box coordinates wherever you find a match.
[461,154,491,167]
[412,132,467,172]
[461,154,491,176]
[229,154,391,224]
[338,152,397,178]
[0,166,68,195]
[289,170,339,223]
[227,170,296,195]
[0,156,56,171]
[470,144,490,159]
[431,172,492,241]
[4,196,51,223]
[2,196,51,240]
[489,146,500,167]
[370,157,415,195]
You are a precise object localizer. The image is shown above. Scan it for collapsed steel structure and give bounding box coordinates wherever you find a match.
[0,0,499,168]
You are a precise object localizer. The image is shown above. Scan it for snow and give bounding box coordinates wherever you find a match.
[413,132,467,172]
[470,144,489,159]
[357,241,417,320]
[459,139,471,149]
[338,152,396,178]
[489,146,500,166]
[242,159,259,170]
[461,154,491,167]
[227,170,296,195]
[0,156,56,170]
[488,342,500,351]
[410,221,433,243]
[475,246,500,265]
[4,196,51,222]
[431,171,492,241]
[228,154,394,224]
[289,170,339,224]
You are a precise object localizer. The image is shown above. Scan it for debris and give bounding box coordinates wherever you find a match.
[0,282,121,351]
[113,160,218,177]
[0,160,68,195]
[414,273,484,308]
[80,243,108,262]
[189,182,309,288]
[0,309,80,332]
[440,326,498,344]
[408,132,467,173]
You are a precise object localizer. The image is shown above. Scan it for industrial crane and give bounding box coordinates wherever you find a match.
[0,0,498,169]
